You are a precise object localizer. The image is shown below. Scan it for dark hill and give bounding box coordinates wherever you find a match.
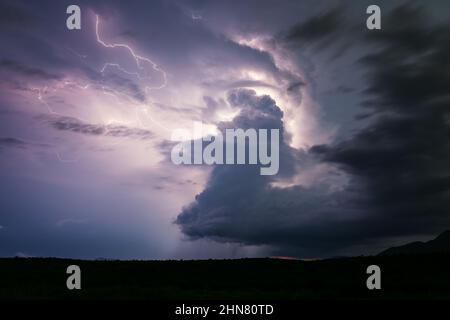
[379,230,450,256]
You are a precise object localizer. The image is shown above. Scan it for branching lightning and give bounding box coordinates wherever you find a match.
[95,14,167,91]
[29,13,170,162]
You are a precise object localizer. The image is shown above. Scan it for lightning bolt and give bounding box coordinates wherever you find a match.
[29,13,170,162]
[95,14,167,91]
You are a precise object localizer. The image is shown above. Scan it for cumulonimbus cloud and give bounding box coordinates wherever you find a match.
[176,4,450,257]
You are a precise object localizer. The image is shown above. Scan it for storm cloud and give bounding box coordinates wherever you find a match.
[175,3,450,257]
[2,0,450,259]
[48,116,154,140]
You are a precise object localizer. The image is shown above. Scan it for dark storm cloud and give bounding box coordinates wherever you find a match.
[0,137,27,149]
[47,116,154,140]
[312,4,450,237]
[176,4,450,257]
[285,6,344,44]
[0,59,62,80]
[176,89,322,253]
[280,3,368,60]
[0,137,49,150]
[286,80,306,93]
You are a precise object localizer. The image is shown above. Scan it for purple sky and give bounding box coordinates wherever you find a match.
[1,0,450,259]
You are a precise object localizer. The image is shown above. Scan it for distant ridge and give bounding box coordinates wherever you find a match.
[379,230,450,256]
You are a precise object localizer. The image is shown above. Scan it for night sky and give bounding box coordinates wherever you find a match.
[1,0,450,259]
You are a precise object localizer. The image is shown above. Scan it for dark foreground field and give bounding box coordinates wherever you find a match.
[1,255,450,299]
